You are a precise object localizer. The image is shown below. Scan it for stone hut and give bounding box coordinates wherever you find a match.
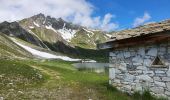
[98,20,170,98]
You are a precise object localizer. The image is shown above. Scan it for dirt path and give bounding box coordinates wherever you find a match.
[31,65,60,87]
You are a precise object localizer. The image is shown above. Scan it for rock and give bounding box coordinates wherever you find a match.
[117,52,124,59]
[118,63,127,71]
[160,47,166,52]
[133,63,142,66]
[143,71,154,76]
[155,71,166,74]
[124,51,131,58]
[154,81,166,87]
[162,77,170,82]
[138,47,145,55]
[166,82,170,90]
[136,70,143,74]
[167,70,170,77]
[114,79,121,83]
[124,73,134,82]
[135,83,143,91]
[136,75,152,82]
[132,56,143,63]
[137,66,147,70]
[110,52,116,57]
[115,69,121,74]
[153,77,161,81]
[165,90,170,96]
[147,48,157,56]
[150,87,164,94]
[143,59,152,66]
[112,56,116,60]
[0,97,3,100]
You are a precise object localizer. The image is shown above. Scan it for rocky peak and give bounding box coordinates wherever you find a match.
[0,21,21,35]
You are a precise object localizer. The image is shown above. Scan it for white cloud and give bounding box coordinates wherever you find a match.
[0,0,118,31]
[133,12,151,27]
[101,13,118,31]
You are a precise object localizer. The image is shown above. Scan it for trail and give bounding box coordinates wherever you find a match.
[31,65,60,87]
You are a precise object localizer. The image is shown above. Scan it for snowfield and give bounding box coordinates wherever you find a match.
[11,38,81,61]
[33,22,40,27]
[45,23,77,42]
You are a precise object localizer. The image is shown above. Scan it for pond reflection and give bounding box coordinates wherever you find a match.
[73,63,109,73]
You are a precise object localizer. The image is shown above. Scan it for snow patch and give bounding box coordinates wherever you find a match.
[43,17,46,24]
[106,34,112,38]
[81,60,97,63]
[87,34,90,37]
[45,25,58,33]
[57,23,77,42]
[83,28,94,35]
[33,22,40,27]
[11,38,81,61]
[29,26,34,29]
[45,23,77,42]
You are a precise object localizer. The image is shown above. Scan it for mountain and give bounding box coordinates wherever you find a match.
[19,13,110,49]
[0,13,109,61]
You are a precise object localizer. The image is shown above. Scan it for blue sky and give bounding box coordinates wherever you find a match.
[0,0,170,31]
[88,0,170,29]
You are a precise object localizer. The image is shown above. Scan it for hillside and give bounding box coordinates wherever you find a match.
[1,59,163,100]
[0,33,32,59]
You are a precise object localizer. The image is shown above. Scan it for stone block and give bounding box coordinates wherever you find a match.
[143,71,154,76]
[117,52,124,59]
[124,51,131,58]
[143,59,152,66]
[132,56,143,63]
[137,66,147,70]
[124,73,135,83]
[166,82,170,90]
[153,77,161,81]
[150,87,164,94]
[114,79,121,83]
[165,90,170,96]
[138,47,145,56]
[147,48,158,56]
[155,71,166,74]
[110,52,116,57]
[162,77,170,82]
[167,70,170,77]
[115,69,121,74]
[118,64,127,71]
[136,75,152,82]
[135,83,143,91]
[159,47,166,52]
[154,81,166,87]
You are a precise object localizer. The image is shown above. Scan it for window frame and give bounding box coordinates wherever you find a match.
[150,56,168,68]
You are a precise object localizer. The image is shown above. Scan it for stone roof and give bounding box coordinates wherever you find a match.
[110,19,170,41]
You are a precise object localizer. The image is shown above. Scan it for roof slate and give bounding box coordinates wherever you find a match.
[110,19,170,41]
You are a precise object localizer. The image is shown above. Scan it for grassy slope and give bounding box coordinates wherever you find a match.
[0,34,32,59]
[71,30,108,49]
[0,59,166,100]
[0,59,46,99]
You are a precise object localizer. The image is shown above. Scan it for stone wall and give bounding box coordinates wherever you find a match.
[109,42,170,99]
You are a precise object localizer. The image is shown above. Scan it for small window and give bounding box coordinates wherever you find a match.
[151,56,166,68]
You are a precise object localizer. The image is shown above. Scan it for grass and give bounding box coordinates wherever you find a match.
[0,59,45,90]
[0,59,168,100]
